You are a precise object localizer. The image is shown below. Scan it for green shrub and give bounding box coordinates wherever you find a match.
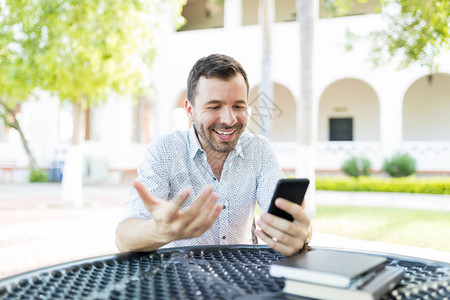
[383,152,416,177]
[316,176,450,194]
[341,156,371,177]
[29,169,48,183]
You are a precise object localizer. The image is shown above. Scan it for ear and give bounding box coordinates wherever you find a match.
[185,99,195,123]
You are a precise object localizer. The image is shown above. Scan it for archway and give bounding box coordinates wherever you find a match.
[403,73,450,141]
[248,83,296,141]
[318,78,380,141]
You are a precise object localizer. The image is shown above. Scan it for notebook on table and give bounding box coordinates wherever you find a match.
[270,249,403,300]
[270,249,388,288]
[282,266,404,300]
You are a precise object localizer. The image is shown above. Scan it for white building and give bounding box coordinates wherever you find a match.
[1,0,449,183]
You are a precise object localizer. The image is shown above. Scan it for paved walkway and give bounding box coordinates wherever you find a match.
[0,183,128,279]
[1,184,449,280]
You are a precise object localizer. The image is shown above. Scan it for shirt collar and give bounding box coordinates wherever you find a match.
[233,136,244,159]
[188,123,245,160]
[189,124,203,159]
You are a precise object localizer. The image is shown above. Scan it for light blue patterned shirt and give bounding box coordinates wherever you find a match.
[124,125,285,248]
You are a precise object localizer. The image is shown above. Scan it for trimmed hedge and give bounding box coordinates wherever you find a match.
[383,152,416,177]
[316,176,450,195]
[341,156,371,177]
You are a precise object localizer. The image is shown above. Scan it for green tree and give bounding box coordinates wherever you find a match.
[0,12,40,171]
[345,0,450,73]
[371,0,450,73]
[0,0,186,206]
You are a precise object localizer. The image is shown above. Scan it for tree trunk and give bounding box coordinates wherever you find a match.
[258,0,275,138]
[296,0,316,217]
[0,99,38,170]
[61,101,85,208]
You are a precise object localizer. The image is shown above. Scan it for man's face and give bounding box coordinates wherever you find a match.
[186,74,248,153]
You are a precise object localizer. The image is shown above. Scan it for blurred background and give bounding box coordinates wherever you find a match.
[1,0,449,279]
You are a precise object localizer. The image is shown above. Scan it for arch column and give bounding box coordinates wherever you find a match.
[151,3,182,136]
[224,0,242,29]
[378,87,404,157]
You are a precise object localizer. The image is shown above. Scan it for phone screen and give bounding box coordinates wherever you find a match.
[267,178,310,221]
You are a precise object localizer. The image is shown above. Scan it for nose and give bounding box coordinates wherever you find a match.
[220,106,237,126]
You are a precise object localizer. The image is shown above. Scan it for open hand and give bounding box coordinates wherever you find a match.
[133,181,223,245]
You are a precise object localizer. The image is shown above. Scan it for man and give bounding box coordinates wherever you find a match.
[115,54,312,256]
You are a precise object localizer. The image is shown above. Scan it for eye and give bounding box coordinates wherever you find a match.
[208,106,220,110]
[234,105,246,110]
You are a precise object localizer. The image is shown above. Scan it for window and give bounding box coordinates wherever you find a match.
[329,118,353,141]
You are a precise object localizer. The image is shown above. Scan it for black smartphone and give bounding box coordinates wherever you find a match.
[267,178,310,222]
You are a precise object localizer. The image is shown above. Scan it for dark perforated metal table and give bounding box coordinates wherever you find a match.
[0,245,449,299]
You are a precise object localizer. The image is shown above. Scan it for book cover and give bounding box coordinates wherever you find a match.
[270,249,387,288]
[282,266,404,300]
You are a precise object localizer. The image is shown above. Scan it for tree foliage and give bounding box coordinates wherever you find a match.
[343,0,450,73]
[371,0,450,73]
[0,0,185,171]
[1,0,186,107]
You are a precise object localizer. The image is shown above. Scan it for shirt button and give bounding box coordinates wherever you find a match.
[222,236,226,240]
[223,205,226,210]
[213,177,217,181]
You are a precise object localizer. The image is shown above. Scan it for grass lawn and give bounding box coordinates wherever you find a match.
[313,205,450,252]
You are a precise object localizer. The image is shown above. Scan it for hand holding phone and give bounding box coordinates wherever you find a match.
[267,178,310,222]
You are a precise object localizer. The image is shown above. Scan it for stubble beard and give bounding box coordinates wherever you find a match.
[196,122,246,153]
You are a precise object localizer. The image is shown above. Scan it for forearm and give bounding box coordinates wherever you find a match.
[115,218,168,252]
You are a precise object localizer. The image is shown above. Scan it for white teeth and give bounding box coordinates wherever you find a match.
[215,130,235,135]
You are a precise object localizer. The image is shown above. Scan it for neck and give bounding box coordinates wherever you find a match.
[193,124,229,180]
[205,149,228,181]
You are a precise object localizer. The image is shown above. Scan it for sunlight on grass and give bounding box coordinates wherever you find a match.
[313,205,450,252]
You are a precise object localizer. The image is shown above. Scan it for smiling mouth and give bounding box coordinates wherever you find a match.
[213,129,236,136]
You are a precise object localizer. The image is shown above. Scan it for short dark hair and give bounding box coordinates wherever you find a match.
[187,54,249,106]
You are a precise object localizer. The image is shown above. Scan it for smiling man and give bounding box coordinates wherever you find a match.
[115,54,312,256]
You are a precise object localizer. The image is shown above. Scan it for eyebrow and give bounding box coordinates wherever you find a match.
[203,99,247,106]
